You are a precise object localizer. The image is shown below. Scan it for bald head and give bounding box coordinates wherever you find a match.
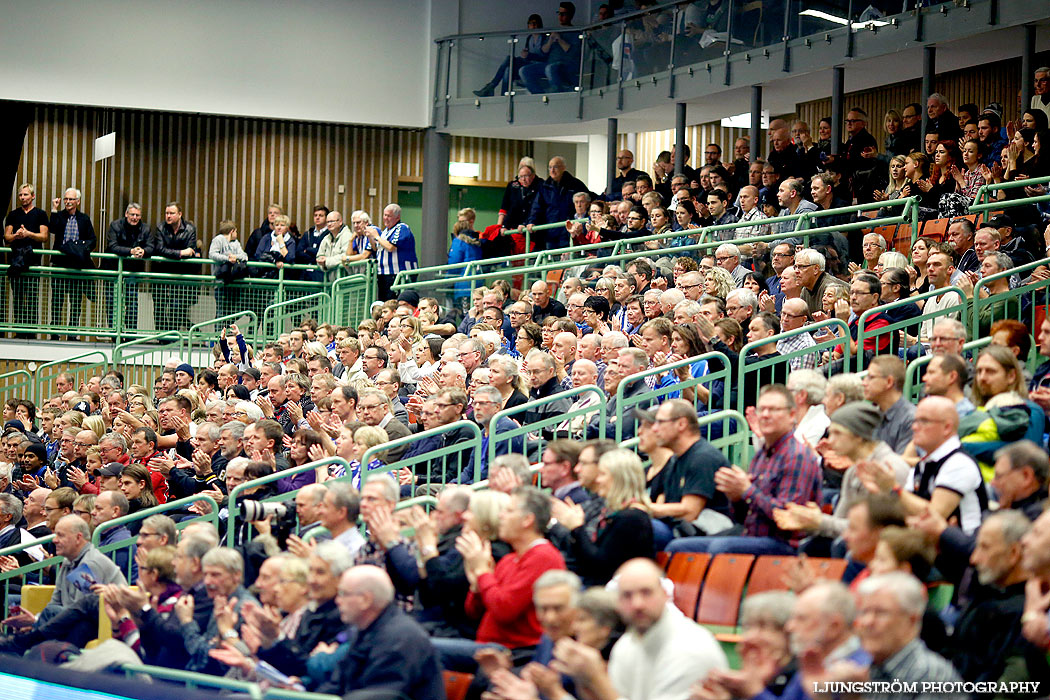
[616,557,665,583]
[343,565,394,610]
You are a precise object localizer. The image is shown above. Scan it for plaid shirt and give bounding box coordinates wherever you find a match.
[776,331,818,370]
[743,431,821,545]
[353,537,420,612]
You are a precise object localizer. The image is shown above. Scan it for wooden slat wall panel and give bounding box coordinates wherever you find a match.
[619,123,748,181]
[11,104,528,252]
[796,58,1023,150]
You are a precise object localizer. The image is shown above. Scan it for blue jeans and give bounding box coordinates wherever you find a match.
[519,61,576,94]
[665,535,796,556]
[429,638,506,673]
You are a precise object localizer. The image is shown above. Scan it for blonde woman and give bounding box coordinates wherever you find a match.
[876,251,908,274]
[704,266,736,301]
[82,414,106,441]
[550,448,655,586]
[873,155,908,204]
[463,490,512,562]
[487,354,529,409]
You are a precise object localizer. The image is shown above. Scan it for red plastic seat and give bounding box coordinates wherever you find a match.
[665,552,711,618]
[695,554,754,627]
[444,671,474,700]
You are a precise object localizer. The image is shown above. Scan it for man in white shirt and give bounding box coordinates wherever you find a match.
[860,396,985,535]
[607,559,726,700]
[786,370,829,449]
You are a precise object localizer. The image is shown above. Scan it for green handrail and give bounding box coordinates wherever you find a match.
[92,494,220,579]
[903,338,991,403]
[971,257,1050,359]
[854,286,969,373]
[226,456,351,547]
[262,291,333,338]
[186,311,259,362]
[0,532,56,614]
[970,175,1050,221]
[489,385,606,462]
[93,493,221,545]
[613,351,732,442]
[735,320,851,416]
[121,663,263,698]
[0,370,33,399]
[361,419,484,488]
[393,198,917,294]
[33,350,109,404]
[698,409,751,469]
[264,689,343,700]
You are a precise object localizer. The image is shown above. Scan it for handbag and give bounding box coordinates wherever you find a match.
[216,260,249,283]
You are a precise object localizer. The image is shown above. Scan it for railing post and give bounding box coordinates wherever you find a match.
[667,4,680,98]
[577,29,587,120]
[115,256,126,344]
[723,0,735,86]
[616,21,627,111]
[507,34,517,123]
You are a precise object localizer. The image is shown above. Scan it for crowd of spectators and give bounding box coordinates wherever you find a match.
[1,71,1050,700]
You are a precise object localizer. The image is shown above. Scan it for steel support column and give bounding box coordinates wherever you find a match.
[674,103,687,175]
[831,66,844,156]
[1021,25,1035,118]
[750,85,763,160]
[921,46,936,137]
[421,128,451,269]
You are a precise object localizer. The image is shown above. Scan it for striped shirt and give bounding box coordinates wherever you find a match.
[377,222,418,275]
[868,639,964,700]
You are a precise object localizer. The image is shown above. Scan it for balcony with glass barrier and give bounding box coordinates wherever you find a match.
[433,0,1044,131]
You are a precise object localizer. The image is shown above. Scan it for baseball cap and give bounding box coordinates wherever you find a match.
[71,400,91,415]
[94,462,125,478]
[986,213,1013,229]
[239,367,262,381]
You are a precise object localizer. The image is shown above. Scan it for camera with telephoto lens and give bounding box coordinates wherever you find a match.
[241,500,289,522]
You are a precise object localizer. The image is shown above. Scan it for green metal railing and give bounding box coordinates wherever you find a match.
[903,338,992,403]
[735,320,850,416]
[391,198,919,302]
[361,420,484,492]
[0,533,54,613]
[92,494,221,581]
[121,663,263,698]
[614,351,732,442]
[186,312,258,366]
[854,286,968,373]
[331,273,375,328]
[700,409,751,469]
[972,257,1050,367]
[33,351,109,404]
[0,250,372,344]
[226,456,351,547]
[261,291,332,340]
[0,370,33,401]
[489,386,606,464]
[112,331,184,391]
[970,175,1050,224]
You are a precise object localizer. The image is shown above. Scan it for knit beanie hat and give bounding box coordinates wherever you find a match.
[829,401,882,442]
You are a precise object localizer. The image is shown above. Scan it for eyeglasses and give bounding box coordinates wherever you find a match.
[679,283,701,290]
[715,256,733,262]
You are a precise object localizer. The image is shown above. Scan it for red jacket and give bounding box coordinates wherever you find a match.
[134,451,169,504]
[465,540,565,648]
